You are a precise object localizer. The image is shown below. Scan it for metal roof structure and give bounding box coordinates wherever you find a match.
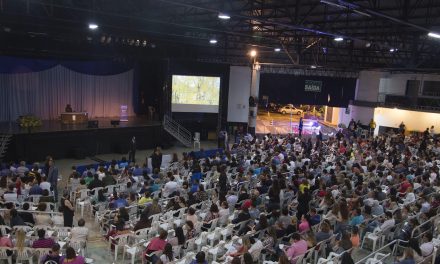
[1,0,440,71]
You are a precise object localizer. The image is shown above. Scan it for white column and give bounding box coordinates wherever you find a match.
[248,63,260,134]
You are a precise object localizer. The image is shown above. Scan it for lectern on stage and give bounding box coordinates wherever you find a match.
[60,112,88,124]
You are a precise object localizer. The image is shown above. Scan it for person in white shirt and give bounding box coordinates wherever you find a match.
[39,176,51,191]
[162,175,178,198]
[420,233,434,257]
[70,218,89,244]
[379,211,395,232]
[401,187,415,205]
[248,237,263,260]
[15,161,29,177]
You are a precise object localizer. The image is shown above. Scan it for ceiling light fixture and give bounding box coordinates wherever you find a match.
[249,50,257,57]
[334,37,344,42]
[88,23,98,30]
[390,48,398,52]
[209,39,218,44]
[310,65,317,69]
[274,48,281,52]
[218,13,231,20]
[428,32,440,39]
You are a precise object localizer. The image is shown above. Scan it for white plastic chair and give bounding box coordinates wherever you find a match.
[15,247,34,264]
[220,224,234,241]
[365,252,390,264]
[55,226,71,239]
[361,227,384,252]
[195,231,208,251]
[108,233,131,260]
[207,227,221,247]
[122,241,143,264]
[0,247,12,264]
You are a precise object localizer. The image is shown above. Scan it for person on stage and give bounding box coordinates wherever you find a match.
[129,136,136,163]
[65,104,73,112]
[299,117,304,138]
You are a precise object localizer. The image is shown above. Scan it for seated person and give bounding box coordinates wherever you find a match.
[35,203,53,226]
[10,208,25,227]
[144,230,168,263]
[39,189,55,203]
[29,180,43,195]
[70,218,89,245]
[62,246,85,264]
[3,183,17,202]
[40,243,62,264]
[65,104,73,112]
[18,203,35,225]
[191,251,208,264]
[32,229,55,248]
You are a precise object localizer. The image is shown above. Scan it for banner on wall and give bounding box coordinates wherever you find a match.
[305,80,322,92]
[120,105,128,122]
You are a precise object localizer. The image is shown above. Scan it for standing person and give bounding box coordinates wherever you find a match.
[46,156,59,202]
[150,147,162,171]
[218,169,228,203]
[369,119,376,136]
[298,117,304,138]
[399,122,406,135]
[129,136,136,163]
[61,193,75,227]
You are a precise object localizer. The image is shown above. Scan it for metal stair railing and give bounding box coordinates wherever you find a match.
[163,115,192,147]
[0,134,12,161]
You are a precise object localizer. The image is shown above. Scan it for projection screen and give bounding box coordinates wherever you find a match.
[171,75,220,113]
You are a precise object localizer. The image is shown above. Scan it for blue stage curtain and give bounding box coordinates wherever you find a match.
[0,56,133,75]
[0,65,134,121]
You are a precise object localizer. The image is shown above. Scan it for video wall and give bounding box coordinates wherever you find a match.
[171,75,220,113]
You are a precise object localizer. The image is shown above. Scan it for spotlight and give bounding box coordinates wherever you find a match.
[249,50,257,57]
[389,48,398,52]
[88,23,98,30]
[310,65,317,69]
[274,48,281,52]
[209,39,218,44]
[135,40,140,46]
[218,13,231,20]
[365,42,371,48]
[428,32,440,39]
[334,37,344,42]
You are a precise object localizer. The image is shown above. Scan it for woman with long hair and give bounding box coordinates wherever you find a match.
[159,243,174,263]
[62,246,85,264]
[202,203,219,231]
[168,226,186,246]
[61,193,75,227]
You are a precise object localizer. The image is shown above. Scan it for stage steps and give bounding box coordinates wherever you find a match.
[163,115,192,147]
[0,134,12,162]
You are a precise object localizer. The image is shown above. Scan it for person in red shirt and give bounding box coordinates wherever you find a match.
[144,229,168,262]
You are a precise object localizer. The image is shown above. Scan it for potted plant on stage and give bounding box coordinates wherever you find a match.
[18,115,42,133]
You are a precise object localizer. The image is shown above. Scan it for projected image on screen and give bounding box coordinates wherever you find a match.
[172,75,220,113]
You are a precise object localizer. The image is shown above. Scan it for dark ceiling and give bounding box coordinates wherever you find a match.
[1,0,440,71]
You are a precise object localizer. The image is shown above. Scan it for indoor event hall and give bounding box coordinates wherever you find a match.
[1,0,440,264]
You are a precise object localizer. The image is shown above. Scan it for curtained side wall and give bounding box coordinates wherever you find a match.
[0,65,134,121]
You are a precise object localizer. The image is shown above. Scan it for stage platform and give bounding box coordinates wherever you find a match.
[2,117,163,162]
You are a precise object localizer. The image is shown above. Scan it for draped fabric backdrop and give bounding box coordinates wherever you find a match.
[0,62,134,122]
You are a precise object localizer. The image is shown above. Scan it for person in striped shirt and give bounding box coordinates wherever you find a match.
[32,229,55,248]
